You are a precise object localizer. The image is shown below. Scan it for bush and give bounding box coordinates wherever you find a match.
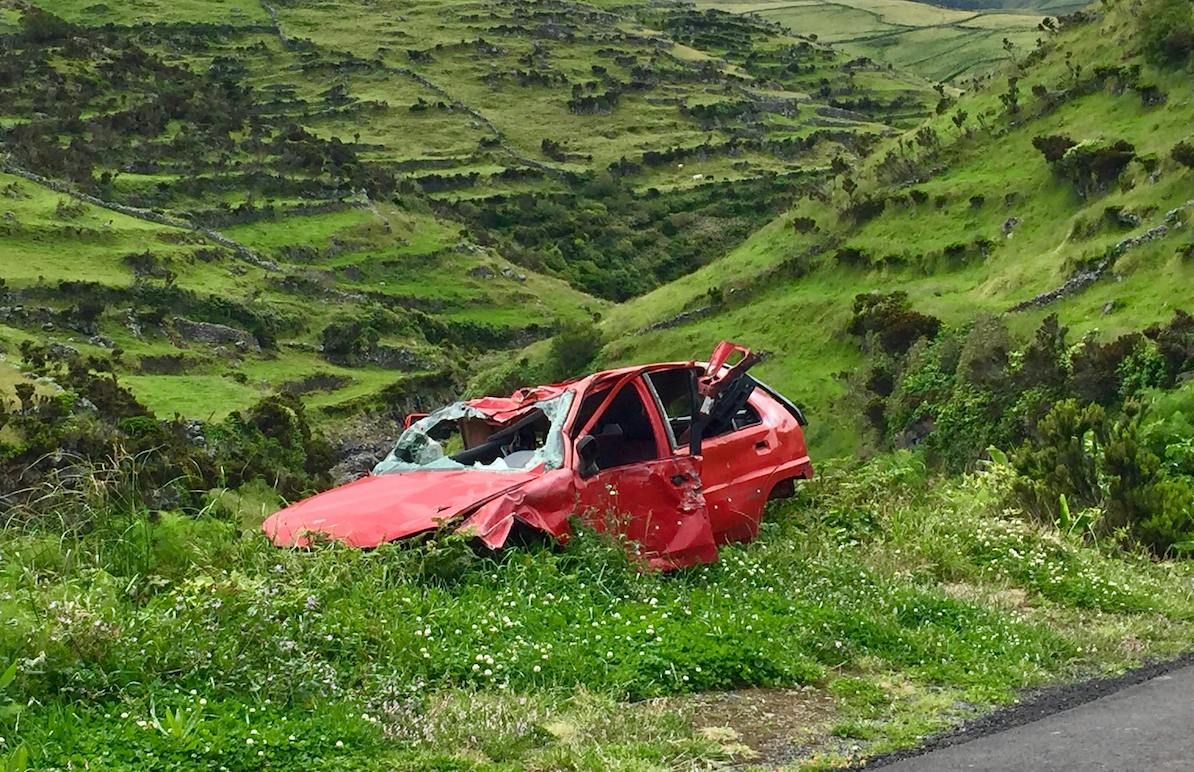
[957,315,1012,391]
[1032,134,1076,164]
[1138,0,1194,66]
[791,216,817,234]
[848,292,942,355]
[1068,333,1141,405]
[1144,310,1194,382]
[1172,140,1194,170]
[1050,139,1136,198]
[548,319,602,380]
[1016,314,1069,392]
[20,7,76,42]
[1117,339,1168,398]
[1011,398,1194,554]
[925,386,1003,473]
[841,195,887,224]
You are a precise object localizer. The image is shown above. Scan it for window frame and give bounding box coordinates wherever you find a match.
[644,366,701,451]
[570,374,674,471]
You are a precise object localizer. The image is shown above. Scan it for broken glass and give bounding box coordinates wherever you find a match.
[372,391,575,475]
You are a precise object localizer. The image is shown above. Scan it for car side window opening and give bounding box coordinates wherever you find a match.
[573,379,661,471]
[646,367,697,444]
[646,368,762,448]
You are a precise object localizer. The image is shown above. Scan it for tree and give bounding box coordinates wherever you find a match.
[999,76,1021,114]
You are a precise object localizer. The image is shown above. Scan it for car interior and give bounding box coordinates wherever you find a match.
[646,368,762,446]
[572,381,661,473]
[423,409,552,468]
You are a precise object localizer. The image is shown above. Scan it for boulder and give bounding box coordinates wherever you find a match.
[174,317,260,352]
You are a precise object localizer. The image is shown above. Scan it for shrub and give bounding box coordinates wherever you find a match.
[1117,339,1168,398]
[1172,140,1194,170]
[1012,399,1112,520]
[884,334,959,441]
[1032,134,1076,164]
[1144,310,1194,382]
[848,292,941,355]
[791,216,817,234]
[1138,0,1194,65]
[841,195,887,224]
[548,319,602,380]
[1016,314,1070,392]
[19,7,76,42]
[1011,398,1194,554]
[925,386,1002,473]
[957,315,1012,391]
[834,246,870,267]
[1048,139,1136,198]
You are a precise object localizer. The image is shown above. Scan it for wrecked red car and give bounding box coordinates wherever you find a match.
[263,341,813,568]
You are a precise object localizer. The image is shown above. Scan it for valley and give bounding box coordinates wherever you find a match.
[2,0,1194,768]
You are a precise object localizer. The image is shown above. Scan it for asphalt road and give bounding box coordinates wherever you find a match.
[876,663,1194,771]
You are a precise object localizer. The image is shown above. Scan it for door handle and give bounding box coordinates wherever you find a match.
[755,440,770,450]
[670,474,689,486]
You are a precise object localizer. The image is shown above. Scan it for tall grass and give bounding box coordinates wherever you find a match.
[1,451,1192,768]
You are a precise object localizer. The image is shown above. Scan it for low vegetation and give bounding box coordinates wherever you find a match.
[3,452,1192,768]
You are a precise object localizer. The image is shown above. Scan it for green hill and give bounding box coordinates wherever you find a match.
[0,0,935,419]
[552,0,1194,458]
[695,0,1050,83]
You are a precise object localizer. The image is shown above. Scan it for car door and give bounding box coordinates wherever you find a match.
[571,374,718,568]
[698,393,776,543]
[645,343,771,543]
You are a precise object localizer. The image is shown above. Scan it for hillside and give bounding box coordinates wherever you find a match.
[563,0,1194,458]
[697,0,1050,83]
[0,0,939,423]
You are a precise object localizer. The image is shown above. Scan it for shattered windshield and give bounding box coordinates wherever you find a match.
[372,391,574,475]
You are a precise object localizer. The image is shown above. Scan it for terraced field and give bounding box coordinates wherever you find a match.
[559,4,1194,458]
[0,0,936,420]
[699,0,1049,82]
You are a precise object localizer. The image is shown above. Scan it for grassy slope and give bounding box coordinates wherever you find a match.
[0,167,595,419]
[697,0,1046,83]
[4,454,1192,769]
[583,3,1194,457]
[0,0,934,421]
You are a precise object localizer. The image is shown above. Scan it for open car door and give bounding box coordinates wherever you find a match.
[689,341,762,454]
[681,341,775,543]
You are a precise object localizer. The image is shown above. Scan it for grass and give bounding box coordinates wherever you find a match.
[698,0,1045,83]
[3,452,1191,768]
[118,374,267,421]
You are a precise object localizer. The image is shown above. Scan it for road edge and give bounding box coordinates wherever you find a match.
[855,650,1194,769]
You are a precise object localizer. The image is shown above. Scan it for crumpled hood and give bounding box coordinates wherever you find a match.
[262,470,539,548]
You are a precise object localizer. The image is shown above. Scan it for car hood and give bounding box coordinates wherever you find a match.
[262,469,540,548]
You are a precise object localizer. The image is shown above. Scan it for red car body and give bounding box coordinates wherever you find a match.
[263,341,813,569]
